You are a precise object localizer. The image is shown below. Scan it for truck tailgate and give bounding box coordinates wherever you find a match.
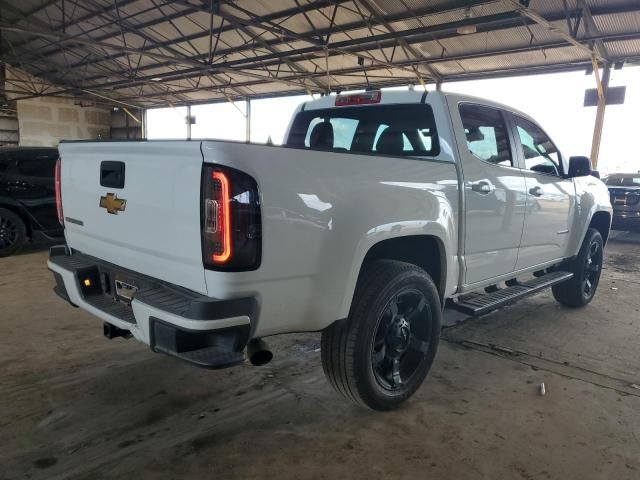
[58,141,207,294]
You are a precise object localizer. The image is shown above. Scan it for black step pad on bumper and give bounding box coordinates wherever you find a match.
[452,271,573,316]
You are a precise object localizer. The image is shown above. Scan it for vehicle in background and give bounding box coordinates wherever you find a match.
[604,173,640,231]
[0,147,63,257]
[48,91,612,410]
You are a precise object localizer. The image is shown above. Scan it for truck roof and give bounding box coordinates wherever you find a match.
[300,89,534,121]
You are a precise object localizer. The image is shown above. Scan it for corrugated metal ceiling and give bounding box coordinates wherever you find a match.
[0,0,638,107]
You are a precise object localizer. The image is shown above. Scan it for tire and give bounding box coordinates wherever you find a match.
[552,228,603,308]
[321,260,441,410]
[0,208,27,257]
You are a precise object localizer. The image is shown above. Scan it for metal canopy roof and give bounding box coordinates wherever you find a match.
[1,0,639,108]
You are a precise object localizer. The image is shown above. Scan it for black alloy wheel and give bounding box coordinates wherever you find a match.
[371,289,432,391]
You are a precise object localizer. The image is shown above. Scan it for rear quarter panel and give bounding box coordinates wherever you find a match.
[202,140,459,337]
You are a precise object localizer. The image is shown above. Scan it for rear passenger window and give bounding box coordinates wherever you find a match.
[459,104,513,167]
[13,151,58,178]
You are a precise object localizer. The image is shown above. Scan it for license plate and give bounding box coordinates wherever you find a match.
[114,279,138,302]
[614,196,626,205]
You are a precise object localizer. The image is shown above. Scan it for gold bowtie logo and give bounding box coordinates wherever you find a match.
[99,193,127,215]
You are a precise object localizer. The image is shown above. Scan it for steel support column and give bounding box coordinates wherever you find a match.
[590,61,610,169]
[245,97,251,143]
[186,105,192,140]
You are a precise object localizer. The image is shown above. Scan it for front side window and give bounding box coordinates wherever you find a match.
[514,116,561,176]
[287,104,439,157]
[459,104,513,167]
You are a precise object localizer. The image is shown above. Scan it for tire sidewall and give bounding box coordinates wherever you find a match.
[577,229,604,303]
[350,268,441,408]
[0,208,27,257]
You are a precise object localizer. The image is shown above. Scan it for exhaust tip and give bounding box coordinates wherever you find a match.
[247,338,273,366]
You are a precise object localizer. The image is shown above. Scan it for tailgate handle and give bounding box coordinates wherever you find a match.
[100,161,125,189]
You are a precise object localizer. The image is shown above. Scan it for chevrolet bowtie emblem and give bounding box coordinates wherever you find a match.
[99,193,127,215]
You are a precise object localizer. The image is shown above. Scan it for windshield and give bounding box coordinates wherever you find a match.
[606,175,640,187]
[286,104,439,157]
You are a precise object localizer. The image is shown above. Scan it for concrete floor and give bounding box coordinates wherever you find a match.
[1,232,639,480]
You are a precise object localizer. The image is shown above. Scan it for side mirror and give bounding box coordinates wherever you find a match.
[568,156,592,178]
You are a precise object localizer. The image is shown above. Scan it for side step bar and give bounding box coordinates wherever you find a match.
[452,271,574,316]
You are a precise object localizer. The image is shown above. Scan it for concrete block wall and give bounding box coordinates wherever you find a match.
[17,96,111,147]
[5,65,112,147]
[0,66,19,146]
[111,108,144,139]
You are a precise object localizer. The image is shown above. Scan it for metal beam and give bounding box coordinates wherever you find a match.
[0,20,323,94]
[61,1,639,90]
[122,59,613,109]
[8,25,638,105]
[576,0,609,61]
[506,0,605,62]
[85,20,640,97]
[32,0,486,79]
[11,0,355,71]
[37,10,533,91]
[2,0,639,108]
[106,31,638,103]
[8,0,140,52]
[356,0,442,84]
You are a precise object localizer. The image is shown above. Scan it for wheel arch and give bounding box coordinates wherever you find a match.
[352,234,447,307]
[589,211,611,245]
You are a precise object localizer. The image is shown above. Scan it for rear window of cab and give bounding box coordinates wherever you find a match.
[286,104,440,158]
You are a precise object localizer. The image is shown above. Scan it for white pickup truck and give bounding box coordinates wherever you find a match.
[49,90,612,410]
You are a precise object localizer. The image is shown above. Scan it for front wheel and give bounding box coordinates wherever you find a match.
[552,228,604,307]
[321,260,441,410]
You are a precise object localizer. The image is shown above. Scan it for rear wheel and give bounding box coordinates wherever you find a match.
[0,208,27,257]
[321,260,441,410]
[552,228,603,307]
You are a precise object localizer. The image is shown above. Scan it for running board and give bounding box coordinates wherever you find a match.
[452,271,574,316]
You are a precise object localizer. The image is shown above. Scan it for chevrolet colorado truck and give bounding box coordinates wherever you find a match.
[48,90,612,410]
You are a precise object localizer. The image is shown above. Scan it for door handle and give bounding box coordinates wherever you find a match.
[529,186,543,197]
[470,181,493,194]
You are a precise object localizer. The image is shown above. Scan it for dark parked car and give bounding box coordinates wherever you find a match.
[0,147,63,256]
[605,173,640,231]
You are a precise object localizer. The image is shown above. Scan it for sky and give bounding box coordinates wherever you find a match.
[146,66,640,175]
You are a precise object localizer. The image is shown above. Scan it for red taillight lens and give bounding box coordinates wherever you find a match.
[54,158,64,225]
[201,165,261,271]
[205,171,232,263]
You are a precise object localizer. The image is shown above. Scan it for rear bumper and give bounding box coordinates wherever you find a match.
[47,246,257,369]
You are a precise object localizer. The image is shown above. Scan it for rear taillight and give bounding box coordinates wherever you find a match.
[201,164,261,271]
[54,158,63,225]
